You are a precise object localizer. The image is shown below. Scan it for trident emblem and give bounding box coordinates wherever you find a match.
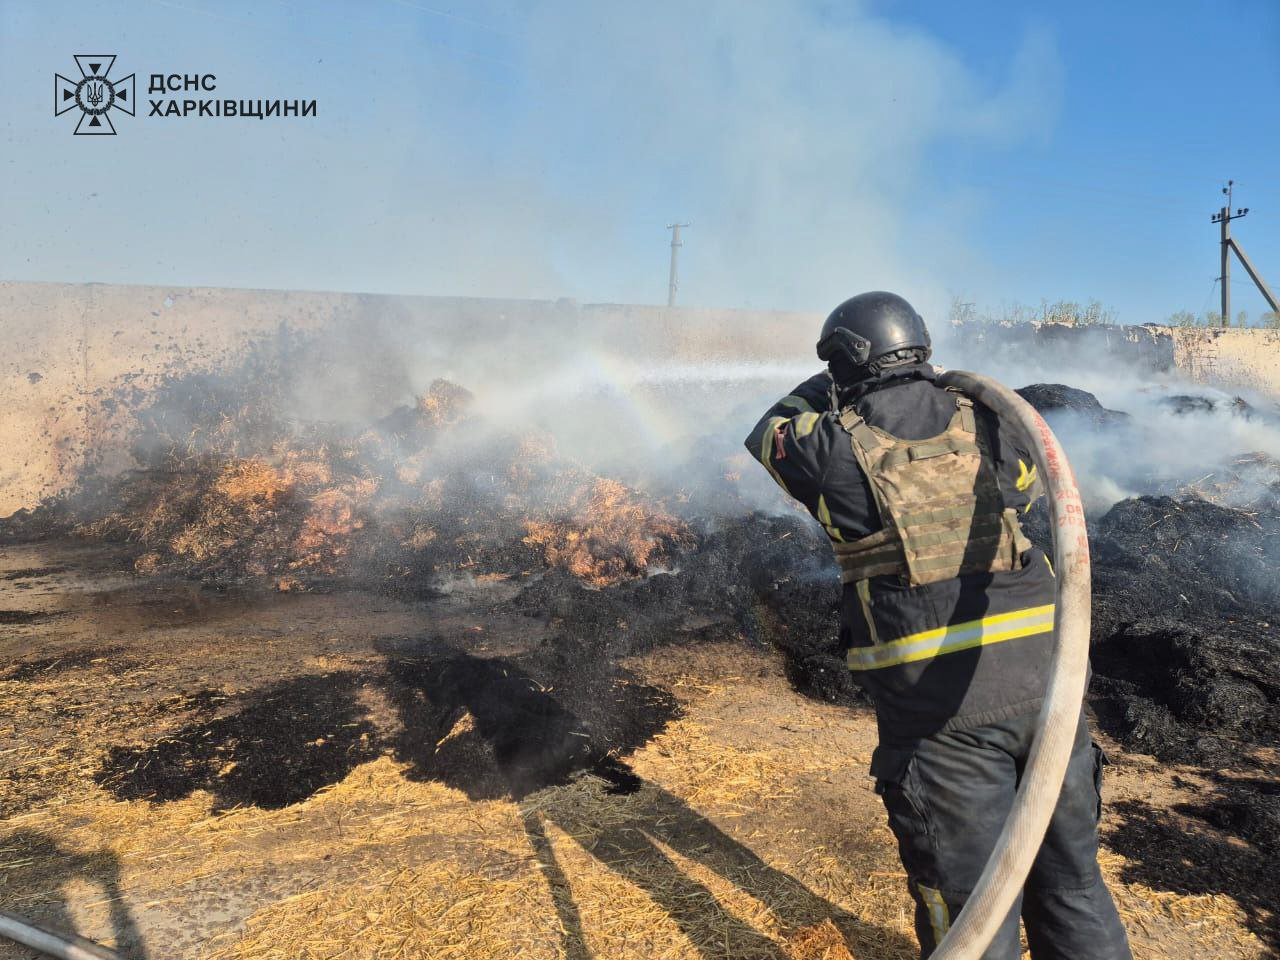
[55,55,135,135]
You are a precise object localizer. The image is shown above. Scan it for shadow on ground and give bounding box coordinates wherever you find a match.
[94,637,677,807]
[524,780,916,959]
[377,636,673,799]
[89,639,916,958]
[96,672,382,808]
[0,830,149,959]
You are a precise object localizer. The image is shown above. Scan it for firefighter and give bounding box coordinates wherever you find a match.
[745,291,1131,960]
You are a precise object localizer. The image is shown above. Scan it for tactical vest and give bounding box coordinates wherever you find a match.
[831,391,1032,588]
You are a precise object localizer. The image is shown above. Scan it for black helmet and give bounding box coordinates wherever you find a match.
[816,291,931,385]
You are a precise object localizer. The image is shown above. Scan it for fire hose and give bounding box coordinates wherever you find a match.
[0,912,121,960]
[930,370,1093,960]
[0,370,1089,960]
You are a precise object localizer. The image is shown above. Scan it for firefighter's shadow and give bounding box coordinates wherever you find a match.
[91,639,912,956]
[0,830,148,959]
[380,640,914,959]
[521,785,917,960]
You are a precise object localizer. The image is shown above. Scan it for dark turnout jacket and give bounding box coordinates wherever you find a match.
[745,364,1057,746]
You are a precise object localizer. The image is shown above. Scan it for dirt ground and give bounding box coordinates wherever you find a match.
[0,542,1268,959]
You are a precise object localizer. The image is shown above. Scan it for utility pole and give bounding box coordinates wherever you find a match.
[666,222,689,307]
[1212,181,1280,326]
[1215,181,1237,326]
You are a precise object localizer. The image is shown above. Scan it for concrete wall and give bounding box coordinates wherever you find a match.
[1162,325,1280,396]
[948,321,1177,374]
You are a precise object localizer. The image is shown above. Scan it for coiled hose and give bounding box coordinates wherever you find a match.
[0,369,1088,960]
[930,370,1092,959]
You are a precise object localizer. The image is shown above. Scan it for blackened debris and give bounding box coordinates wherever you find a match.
[1107,773,1280,948]
[1,647,124,682]
[96,673,382,809]
[1091,495,1279,621]
[514,510,858,706]
[1160,392,1255,418]
[0,610,50,625]
[1085,496,1280,765]
[381,639,678,800]
[1015,383,1130,427]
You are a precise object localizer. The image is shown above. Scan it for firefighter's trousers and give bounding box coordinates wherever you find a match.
[872,711,1132,960]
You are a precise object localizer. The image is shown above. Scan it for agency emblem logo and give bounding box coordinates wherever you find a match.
[55,56,135,135]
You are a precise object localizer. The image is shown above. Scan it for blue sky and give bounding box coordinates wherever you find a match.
[2,0,1278,324]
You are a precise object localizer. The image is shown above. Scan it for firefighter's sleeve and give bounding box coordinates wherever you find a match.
[743,373,835,506]
[987,408,1044,512]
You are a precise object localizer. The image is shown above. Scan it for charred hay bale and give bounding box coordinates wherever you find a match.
[724,513,855,704]
[1090,496,1280,625]
[1076,495,1280,764]
[1091,620,1272,735]
[1088,676,1222,765]
[1160,392,1257,419]
[680,511,840,656]
[1015,383,1130,427]
[512,511,858,703]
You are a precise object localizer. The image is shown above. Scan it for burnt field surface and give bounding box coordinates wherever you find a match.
[2,339,1280,955]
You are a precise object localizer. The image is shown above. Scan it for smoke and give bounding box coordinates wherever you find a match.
[507,1,1061,311]
[121,299,1280,524]
[1037,389,1280,509]
[274,303,820,514]
[10,1,1273,525]
[937,321,1280,510]
[2,3,1060,311]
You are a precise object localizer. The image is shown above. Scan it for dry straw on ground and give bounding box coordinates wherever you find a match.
[0,657,1267,960]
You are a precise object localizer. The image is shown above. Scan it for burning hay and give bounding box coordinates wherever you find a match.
[523,477,694,586]
[2,359,691,594]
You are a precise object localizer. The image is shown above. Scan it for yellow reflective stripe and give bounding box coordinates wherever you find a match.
[847,604,1055,671]
[760,416,789,490]
[1016,458,1038,492]
[777,395,816,414]
[816,494,844,542]
[793,411,820,437]
[918,885,950,946]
